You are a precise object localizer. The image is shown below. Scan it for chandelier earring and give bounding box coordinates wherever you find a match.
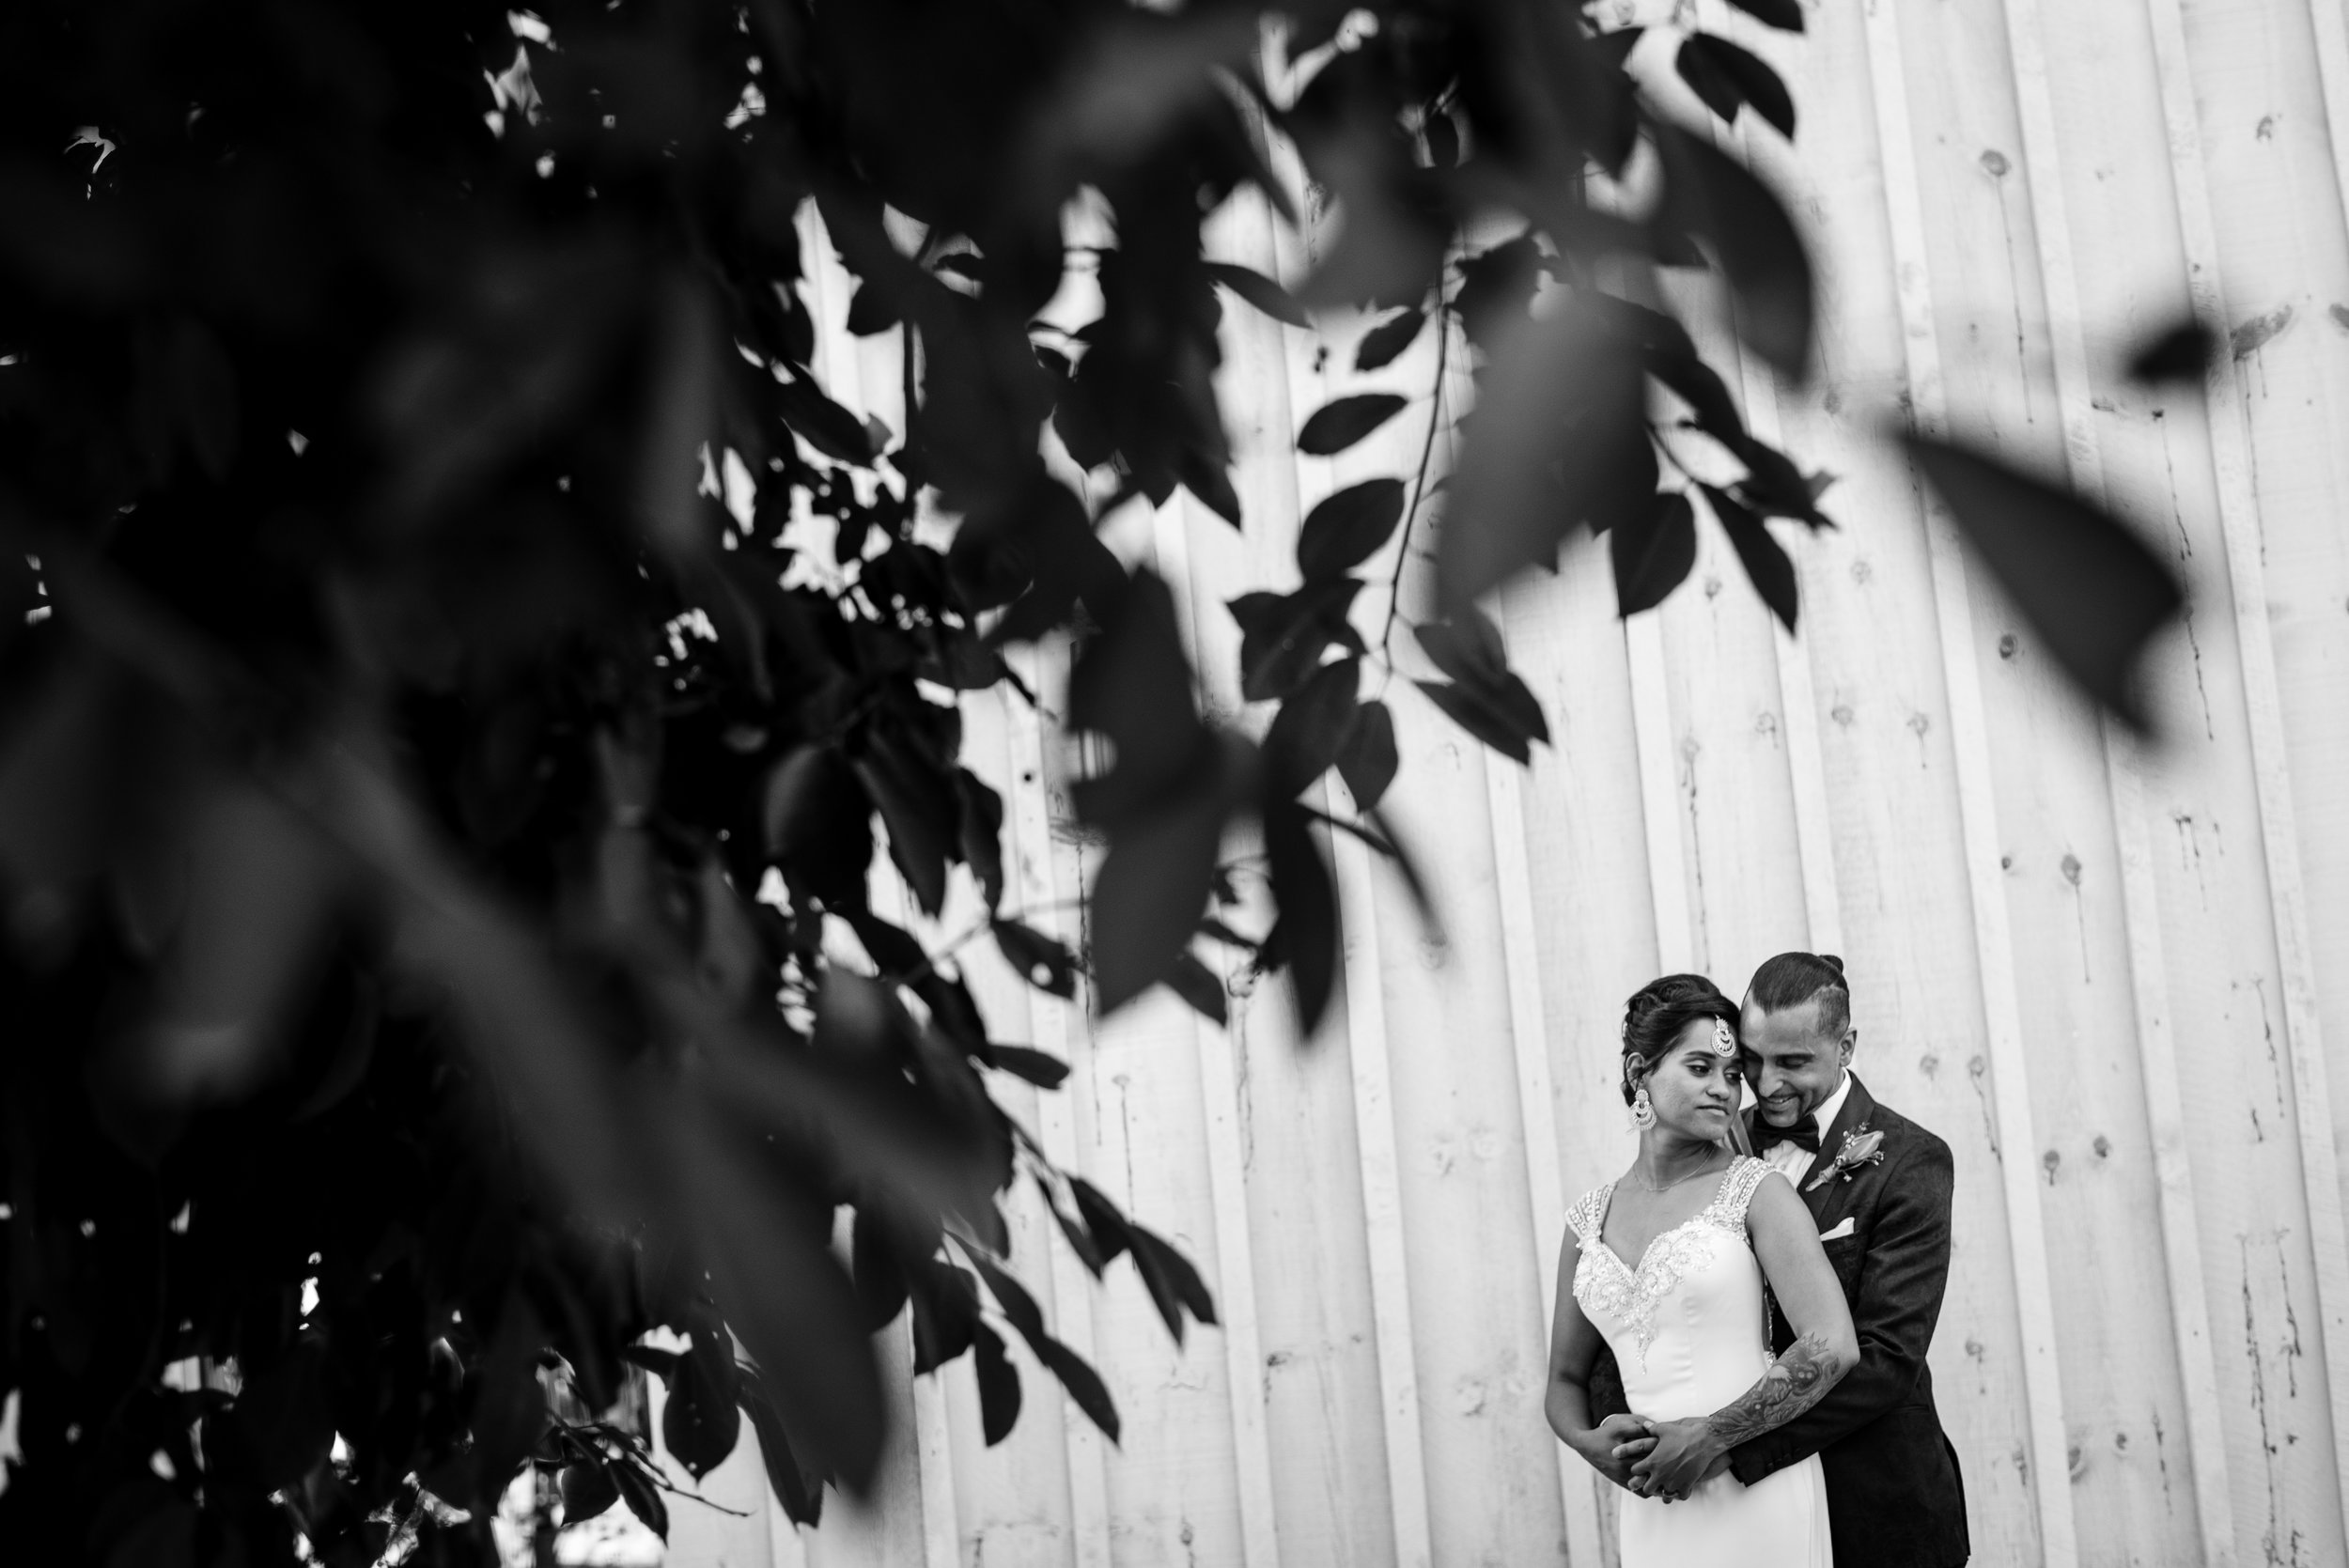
[1630,1085,1656,1130]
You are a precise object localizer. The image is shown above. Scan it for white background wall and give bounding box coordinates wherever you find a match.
[653,1,2349,1563]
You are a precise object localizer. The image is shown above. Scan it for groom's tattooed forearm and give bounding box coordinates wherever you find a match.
[1703,1330,1849,1448]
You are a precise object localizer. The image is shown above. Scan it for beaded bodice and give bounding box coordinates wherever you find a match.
[1566,1156,1769,1369]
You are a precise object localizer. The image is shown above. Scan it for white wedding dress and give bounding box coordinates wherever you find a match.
[1565,1156,1832,1568]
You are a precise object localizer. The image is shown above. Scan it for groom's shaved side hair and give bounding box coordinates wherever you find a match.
[1748,951,1851,1040]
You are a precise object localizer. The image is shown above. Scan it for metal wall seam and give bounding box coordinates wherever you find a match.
[1860,1,2080,1560]
[2142,0,2349,1545]
[1146,493,1285,1568]
[1002,645,1117,1568]
[1995,0,2239,1556]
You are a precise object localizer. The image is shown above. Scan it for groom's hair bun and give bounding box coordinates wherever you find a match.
[1619,973,1740,1105]
[1748,951,1852,1040]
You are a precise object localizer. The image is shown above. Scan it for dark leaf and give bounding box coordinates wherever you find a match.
[1650,350,1746,445]
[1612,491,1701,615]
[1068,570,1206,822]
[972,1324,1023,1446]
[1164,950,1229,1025]
[1263,657,1361,799]
[1297,479,1406,581]
[1696,35,1797,138]
[775,371,879,466]
[1298,394,1408,457]
[1262,801,1339,1038]
[662,1320,744,1481]
[764,746,874,909]
[1656,128,1813,380]
[967,1253,1048,1347]
[680,1102,885,1488]
[1590,26,1646,69]
[1676,33,1746,127]
[1206,261,1310,328]
[1356,307,1427,371]
[1182,452,1244,530]
[1034,1334,1121,1444]
[2127,319,2215,384]
[1731,434,1833,527]
[1085,739,1244,1014]
[1702,485,1799,629]
[1128,1225,1220,1346]
[1409,680,1541,765]
[613,1458,670,1540]
[1453,236,1543,350]
[1336,698,1399,810]
[1436,303,1645,609]
[957,770,1007,910]
[561,1460,620,1525]
[988,1045,1072,1089]
[738,1368,826,1527]
[1070,1177,1133,1266]
[851,1209,911,1330]
[1413,610,1508,686]
[844,279,901,336]
[853,729,957,917]
[1230,580,1365,702]
[845,910,927,981]
[910,1261,980,1374]
[1902,435,2183,726]
[993,919,1081,999]
[1725,0,1806,29]
[1291,117,1449,309]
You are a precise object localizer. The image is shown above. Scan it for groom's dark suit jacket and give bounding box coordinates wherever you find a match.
[1591,1074,1970,1568]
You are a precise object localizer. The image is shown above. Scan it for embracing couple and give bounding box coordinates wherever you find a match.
[1544,954,1970,1568]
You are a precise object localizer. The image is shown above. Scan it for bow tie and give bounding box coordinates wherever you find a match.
[1752,1116,1822,1154]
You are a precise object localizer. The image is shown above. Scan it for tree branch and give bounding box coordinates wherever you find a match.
[1380,294,1451,658]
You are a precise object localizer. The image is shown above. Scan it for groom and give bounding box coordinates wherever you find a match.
[1607,952,1970,1567]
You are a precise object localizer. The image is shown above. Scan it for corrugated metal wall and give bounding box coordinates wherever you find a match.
[655,2,2349,1563]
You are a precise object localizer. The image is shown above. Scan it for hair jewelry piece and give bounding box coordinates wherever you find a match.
[1712,1018,1737,1057]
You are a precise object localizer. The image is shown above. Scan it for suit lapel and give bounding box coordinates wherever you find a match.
[1800,1073,1878,1223]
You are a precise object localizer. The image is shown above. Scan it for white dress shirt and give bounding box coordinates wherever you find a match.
[1757,1070,1853,1187]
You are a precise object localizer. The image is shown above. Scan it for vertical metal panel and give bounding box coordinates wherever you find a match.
[1995,0,2239,1554]
[1853,0,2075,1560]
[727,8,2349,1563]
[1144,482,1283,1568]
[1330,825,1435,1568]
[2145,4,2349,1556]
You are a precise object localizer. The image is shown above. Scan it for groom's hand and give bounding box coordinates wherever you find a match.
[1581,1414,1657,1491]
[1628,1418,1729,1501]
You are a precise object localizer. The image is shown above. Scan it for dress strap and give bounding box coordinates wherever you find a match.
[1564,1183,1614,1243]
[1705,1156,1771,1226]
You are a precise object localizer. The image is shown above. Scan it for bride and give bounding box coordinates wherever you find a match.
[1546,974,1856,1567]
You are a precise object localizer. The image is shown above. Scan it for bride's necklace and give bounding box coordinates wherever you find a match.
[1629,1153,1727,1193]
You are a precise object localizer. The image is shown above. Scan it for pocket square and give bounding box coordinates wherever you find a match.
[1819,1218,1857,1241]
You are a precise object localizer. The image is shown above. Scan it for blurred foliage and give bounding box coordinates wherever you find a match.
[0,0,2178,1562]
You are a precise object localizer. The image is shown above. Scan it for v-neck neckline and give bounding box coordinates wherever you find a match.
[1593,1163,1736,1279]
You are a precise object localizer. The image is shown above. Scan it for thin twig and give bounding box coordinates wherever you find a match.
[1380,293,1452,660]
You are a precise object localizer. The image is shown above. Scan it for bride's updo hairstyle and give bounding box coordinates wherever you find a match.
[1620,973,1741,1105]
[1748,951,1851,1038]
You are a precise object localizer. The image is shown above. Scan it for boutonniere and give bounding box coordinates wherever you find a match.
[1806,1126,1887,1191]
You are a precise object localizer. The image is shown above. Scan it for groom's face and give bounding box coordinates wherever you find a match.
[1740,996,1852,1127]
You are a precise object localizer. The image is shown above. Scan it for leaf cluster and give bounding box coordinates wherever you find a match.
[0,1,2184,1562]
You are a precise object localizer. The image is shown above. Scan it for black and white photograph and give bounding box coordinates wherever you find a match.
[0,1,2339,1565]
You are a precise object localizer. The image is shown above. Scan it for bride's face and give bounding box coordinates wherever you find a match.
[1641,1018,1745,1141]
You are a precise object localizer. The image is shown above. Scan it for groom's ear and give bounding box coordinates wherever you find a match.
[1838,1028,1858,1067]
